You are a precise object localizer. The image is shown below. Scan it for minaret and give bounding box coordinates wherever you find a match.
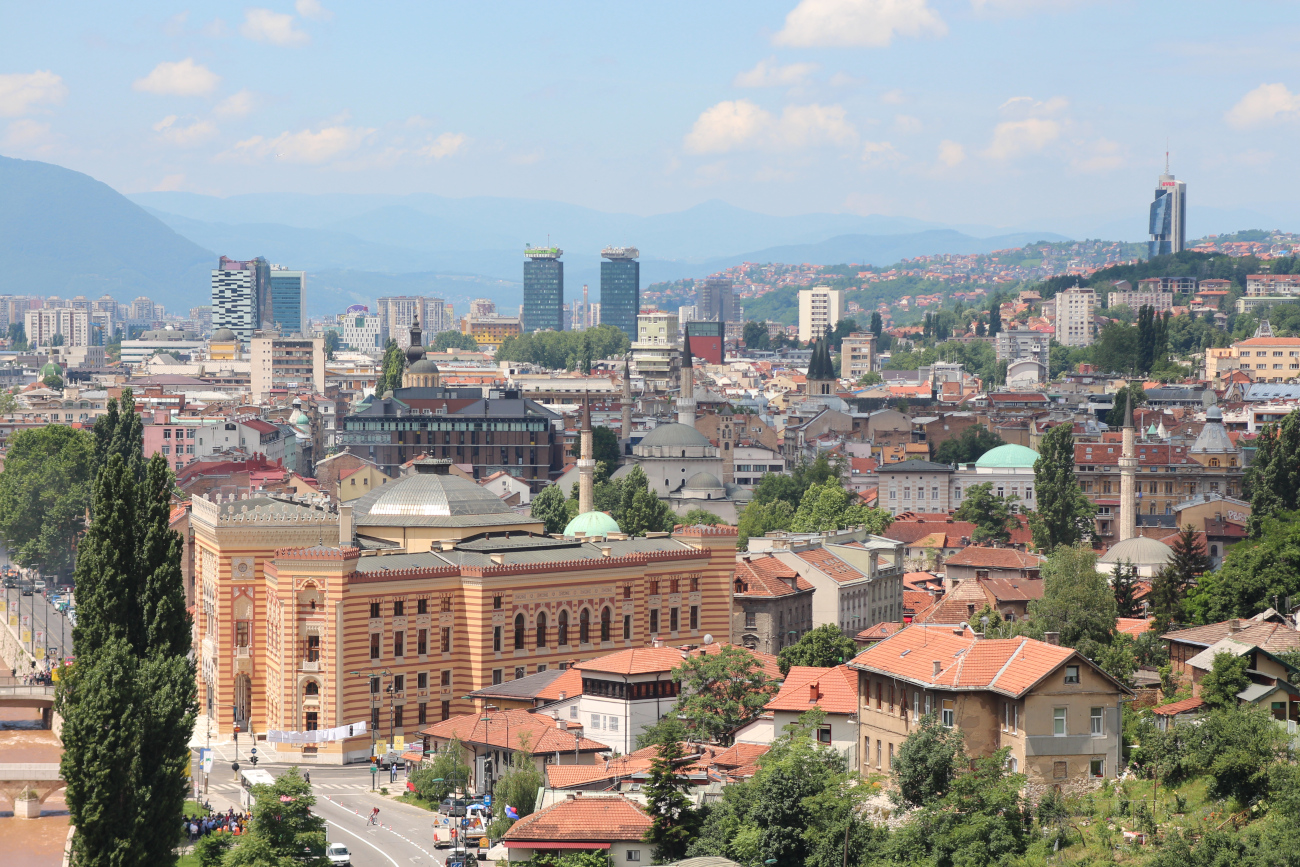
[1119,393,1137,542]
[676,343,696,426]
[578,391,595,515]
[621,354,633,440]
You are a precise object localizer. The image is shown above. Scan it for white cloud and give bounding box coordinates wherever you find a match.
[683,100,857,153]
[880,88,905,105]
[774,0,947,48]
[223,125,374,163]
[971,0,1089,12]
[1071,137,1124,173]
[153,115,218,147]
[937,139,965,167]
[133,59,221,96]
[214,89,257,118]
[295,0,333,21]
[1226,83,1300,129]
[684,100,775,154]
[420,132,467,159]
[2,119,53,149]
[734,57,819,88]
[241,8,310,45]
[154,173,187,192]
[983,117,1061,159]
[893,114,922,133]
[998,95,1069,117]
[0,71,68,117]
[203,18,229,38]
[861,140,901,164]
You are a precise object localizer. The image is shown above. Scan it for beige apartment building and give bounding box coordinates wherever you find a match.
[840,333,877,380]
[1212,335,1300,382]
[1053,286,1096,347]
[250,335,326,400]
[798,286,844,343]
[850,625,1129,788]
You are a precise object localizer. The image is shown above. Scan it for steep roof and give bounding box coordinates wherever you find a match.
[794,547,867,584]
[765,665,858,715]
[577,646,689,676]
[734,556,814,597]
[503,795,651,844]
[943,547,1044,570]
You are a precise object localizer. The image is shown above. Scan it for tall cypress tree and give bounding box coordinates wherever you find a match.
[988,299,1002,336]
[59,413,195,866]
[1030,422,1095,552]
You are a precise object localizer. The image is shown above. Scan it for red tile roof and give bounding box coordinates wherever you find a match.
[795,547,866,584]
[545,756,654,789]
[856,621,905,643]
[884,520,978,546]
[978,578,1045,603]
[576,646,689,676]
[1116,617,1154,637]
[536,668,583,702]
[503,795,650,844]
[1162,619,1300,651]
[943,547,1044,570]
[420,709,609,754]
[734,556,814,598]
[1152,696,1205,716]
[766,665,858,714]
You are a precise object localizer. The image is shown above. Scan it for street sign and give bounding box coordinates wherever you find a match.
[483,794,491,807]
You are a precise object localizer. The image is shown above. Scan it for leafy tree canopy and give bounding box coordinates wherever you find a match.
[431,329,478,352]
[951,481,1017,545]
[933,424,1005,465]
[1026,543,1117,649]
[776,624,858,675]
[1184,511,1300,624]
[1030,422,1095,551]
[790,479,892,535]
[0,424,94,574]
[671,645,778,744]
[1199,651,1250,710]
[496,325,629,371]
[891,712,967,809]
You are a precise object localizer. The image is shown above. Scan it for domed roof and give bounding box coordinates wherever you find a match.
[683,471,724,490]
[356,468,514,518]
[1098,536,1175,567]
[39,361,61,377]
[638,423,712,449]
[973,443,1040,469]
[211,328,238,342]
[563,510,621,538]
[290,409,310,426]
[408,357,440,375]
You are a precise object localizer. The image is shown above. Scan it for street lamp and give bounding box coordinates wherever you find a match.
[350,667,391,791]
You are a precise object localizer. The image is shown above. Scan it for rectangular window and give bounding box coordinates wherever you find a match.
[369,602,380,618]
[1090,758,1104,778]
[627,850,641,862]
[492,669,503,685]
[369,633,380,660]
[441,670,451,687]
[609,716,619,732]
[417,672,428,690]
[624,614,632,640]
[305,711,318,731]
[1091,707,1103,736]
[650,610,659,634]
[941,699,954,728]
[418,703,428,725]
[1054,707,1067,736]
[570,705,578,719]
[235,621,250,648]
[670,608,679,632]
[1054,761,1067,780]
[876,739,882,770]
[514,666,525,680]
[441,627,451,654]
[441,700,450,721]
[817,726,832,745]
[925,694,932,716]
[394,707,404,729]
[441,597,452,613]
[689,606,699,631]
[493,596,503,610]
[691,576,700,592]
[370,676,380,695]
[372,707,380,728]
[1064,665,1080,684]
[745,611,757,628]
[393,600,404,617]
[417,629,428,656]
[393,631,404,657]
[888,742,894,769]
[417,598,428,615]
[393,674,405,692]
[493,626,502,653]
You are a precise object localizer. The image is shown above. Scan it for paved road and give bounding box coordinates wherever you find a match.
[201,759,457,867]
[0,585,72,672]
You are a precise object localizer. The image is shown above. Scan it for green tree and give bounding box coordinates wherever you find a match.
[490,734,544,834]
[1095,633,1138,687]
[91,388,144,482]
[642,736,700,862]
[742,321,771,351]
[678,508,725,526]
[1194,705,1290,805]
[1187,510,1300,623]
[431,330,478,351]
[750,453,843,511]
[1111,560,1140,617]
[1106,383,1148,426]
[530,485,570,534]
[323,329,341,360]
[43,372,63,389]
[776,624,857,675]
[224,768,328,867]
[1030,422,1095,551]
[1243,412,1300,535]
[672,645,778,743]
[737,499,795,550]
[409,737,471,803]
[1150,525,1210,632]
[0,425,94,575]
[933,424,1005,465]
[951,481,1017,544]
[870,311,883,337]
[1199,651,1250,710]
[375,338,404,395]
[636,713,688,751]
[496,325,629,370]
[790,479,892,535]
[987,298,1002,336]
[618,466,677,537]
[891,712,966,809]
[1026,543,1117,649]
[7,321,27,350]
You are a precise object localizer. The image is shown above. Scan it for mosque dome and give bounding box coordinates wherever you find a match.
[211,328,238,342]
[1098,536,1175,568]
[684,471,724,490]
[973,443,1040,469]
[563,511,622,538]
[356,463,514,518]
[638,423,712,449]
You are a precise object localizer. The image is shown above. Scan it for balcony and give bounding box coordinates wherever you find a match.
[301,660,320,672]
[235,645,251,658]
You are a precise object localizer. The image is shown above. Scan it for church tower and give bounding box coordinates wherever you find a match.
[805,334,837,397]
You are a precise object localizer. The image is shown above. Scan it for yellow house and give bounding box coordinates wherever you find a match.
[337,464,393,502]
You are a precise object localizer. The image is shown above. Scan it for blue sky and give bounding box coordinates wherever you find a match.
[3,1,1300,232]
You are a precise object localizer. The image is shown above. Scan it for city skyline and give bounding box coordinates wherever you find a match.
[3,2,1300,236]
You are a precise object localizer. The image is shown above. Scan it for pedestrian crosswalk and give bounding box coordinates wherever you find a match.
[207,782,373,793]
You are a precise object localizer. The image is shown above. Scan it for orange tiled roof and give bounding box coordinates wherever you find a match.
[795,547,866,584]
[545,756,654,789]
[856,621,905,643]
[1116,617,1154,637]
[915,578,995,624]
[734,556,814,598]
[707,741,770,769]
[576,646,689,676]
[503,795,651,843]
[420,709,609,754]
[943,547,1044,569]
[1152,696,1205,716]
[536,668,583,702]
[766,665,859,714]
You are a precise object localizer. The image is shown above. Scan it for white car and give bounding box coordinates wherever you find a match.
[326,843,351,865]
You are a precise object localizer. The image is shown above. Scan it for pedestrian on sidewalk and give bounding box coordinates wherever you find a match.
[304,772,311,785]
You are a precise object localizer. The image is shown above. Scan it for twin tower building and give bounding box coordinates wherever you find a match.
[523,245,639,338]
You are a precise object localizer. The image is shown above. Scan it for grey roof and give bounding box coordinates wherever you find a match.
[1191,410,1235,453]
[1243,383,1300,401]
[683,471,724,490]
[1098,536,1175,566]
[1238,682,1284,703]
[639,422,712,449]
[456,535,585,552]
[350,470,527,525]
[353,536,690,572]
[467,668,570,700]
[408,358,440,374]
[211,328,238,341]
[875,459,954,473]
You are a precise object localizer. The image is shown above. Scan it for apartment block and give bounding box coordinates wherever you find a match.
[1053,286,1096,347]
[798,286,844,343]
[250,335,326,399]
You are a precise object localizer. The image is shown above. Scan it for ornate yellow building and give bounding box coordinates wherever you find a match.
[191,460,738,764]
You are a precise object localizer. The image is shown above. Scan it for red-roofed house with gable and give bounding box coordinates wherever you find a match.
[761,665,860,756]
[731,554,815,655]
[502,794,652,863]
[849,625,1131,787]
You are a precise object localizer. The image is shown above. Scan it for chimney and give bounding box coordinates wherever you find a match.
[1044,632,1060,646]
[808,682,820,703]
[1228,619,1242,634]
[440,538,455,552]
[601,545,612,558]
[490,552,505,565]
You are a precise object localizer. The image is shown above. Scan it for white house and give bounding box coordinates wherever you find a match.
[480,470,534,505]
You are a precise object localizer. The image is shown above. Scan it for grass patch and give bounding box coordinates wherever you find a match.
[395,792,437,811]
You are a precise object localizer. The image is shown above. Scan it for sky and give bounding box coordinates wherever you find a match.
[3,0,1300,232]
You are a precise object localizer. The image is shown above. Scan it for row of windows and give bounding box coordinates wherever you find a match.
[368,599,449,618]
[370,627,451,659]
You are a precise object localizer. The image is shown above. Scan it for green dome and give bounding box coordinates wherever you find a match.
[39,361,61,378]
[973,443,1039,469]
[563,511,621,538]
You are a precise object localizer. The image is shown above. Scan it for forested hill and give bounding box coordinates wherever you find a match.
[1031,251,1300,301]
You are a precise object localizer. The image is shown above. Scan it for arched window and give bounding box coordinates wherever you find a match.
[304,680,320,696]
[536,611,548,649]
[558,610,569,646]
[514,613,525,650]
[579,609,591,644]
[600,607,612,643]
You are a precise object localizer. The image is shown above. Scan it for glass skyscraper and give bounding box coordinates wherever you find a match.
[268,269,305,334]
[523,246,564,333]
[600,246,639,341]
[1148,171,1186,259]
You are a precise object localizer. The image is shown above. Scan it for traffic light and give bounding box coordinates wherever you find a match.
[232,762,240,773]
[250,755,259,766]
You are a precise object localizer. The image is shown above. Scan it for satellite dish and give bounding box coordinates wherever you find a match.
[703,633,714,646]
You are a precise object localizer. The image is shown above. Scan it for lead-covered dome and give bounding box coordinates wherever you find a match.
[564,511,621,538]
[973,443,1040,469]
[638,423,712,449]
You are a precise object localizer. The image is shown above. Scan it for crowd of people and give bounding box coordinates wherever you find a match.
[185,808,249,841]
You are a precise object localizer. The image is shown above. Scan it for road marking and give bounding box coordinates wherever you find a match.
[324,817,401,867]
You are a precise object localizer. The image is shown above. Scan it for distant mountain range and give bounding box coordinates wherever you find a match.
[19,154,1293,321]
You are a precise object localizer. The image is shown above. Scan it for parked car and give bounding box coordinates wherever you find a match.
[326,843,351,865]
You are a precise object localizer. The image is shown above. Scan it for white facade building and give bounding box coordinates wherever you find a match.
[1054,286,1097,347]
[26,308,94,347]
[335,311,383,351]
[798,286,845,343]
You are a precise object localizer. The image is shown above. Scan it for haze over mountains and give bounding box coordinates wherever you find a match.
[5,153,1294,320]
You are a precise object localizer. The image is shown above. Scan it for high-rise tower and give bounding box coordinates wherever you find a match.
[523,245,564,333]
[268,266,306,334]
[600,246,639,341]
[211,255,270,343]
[1148,160,1186,259]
